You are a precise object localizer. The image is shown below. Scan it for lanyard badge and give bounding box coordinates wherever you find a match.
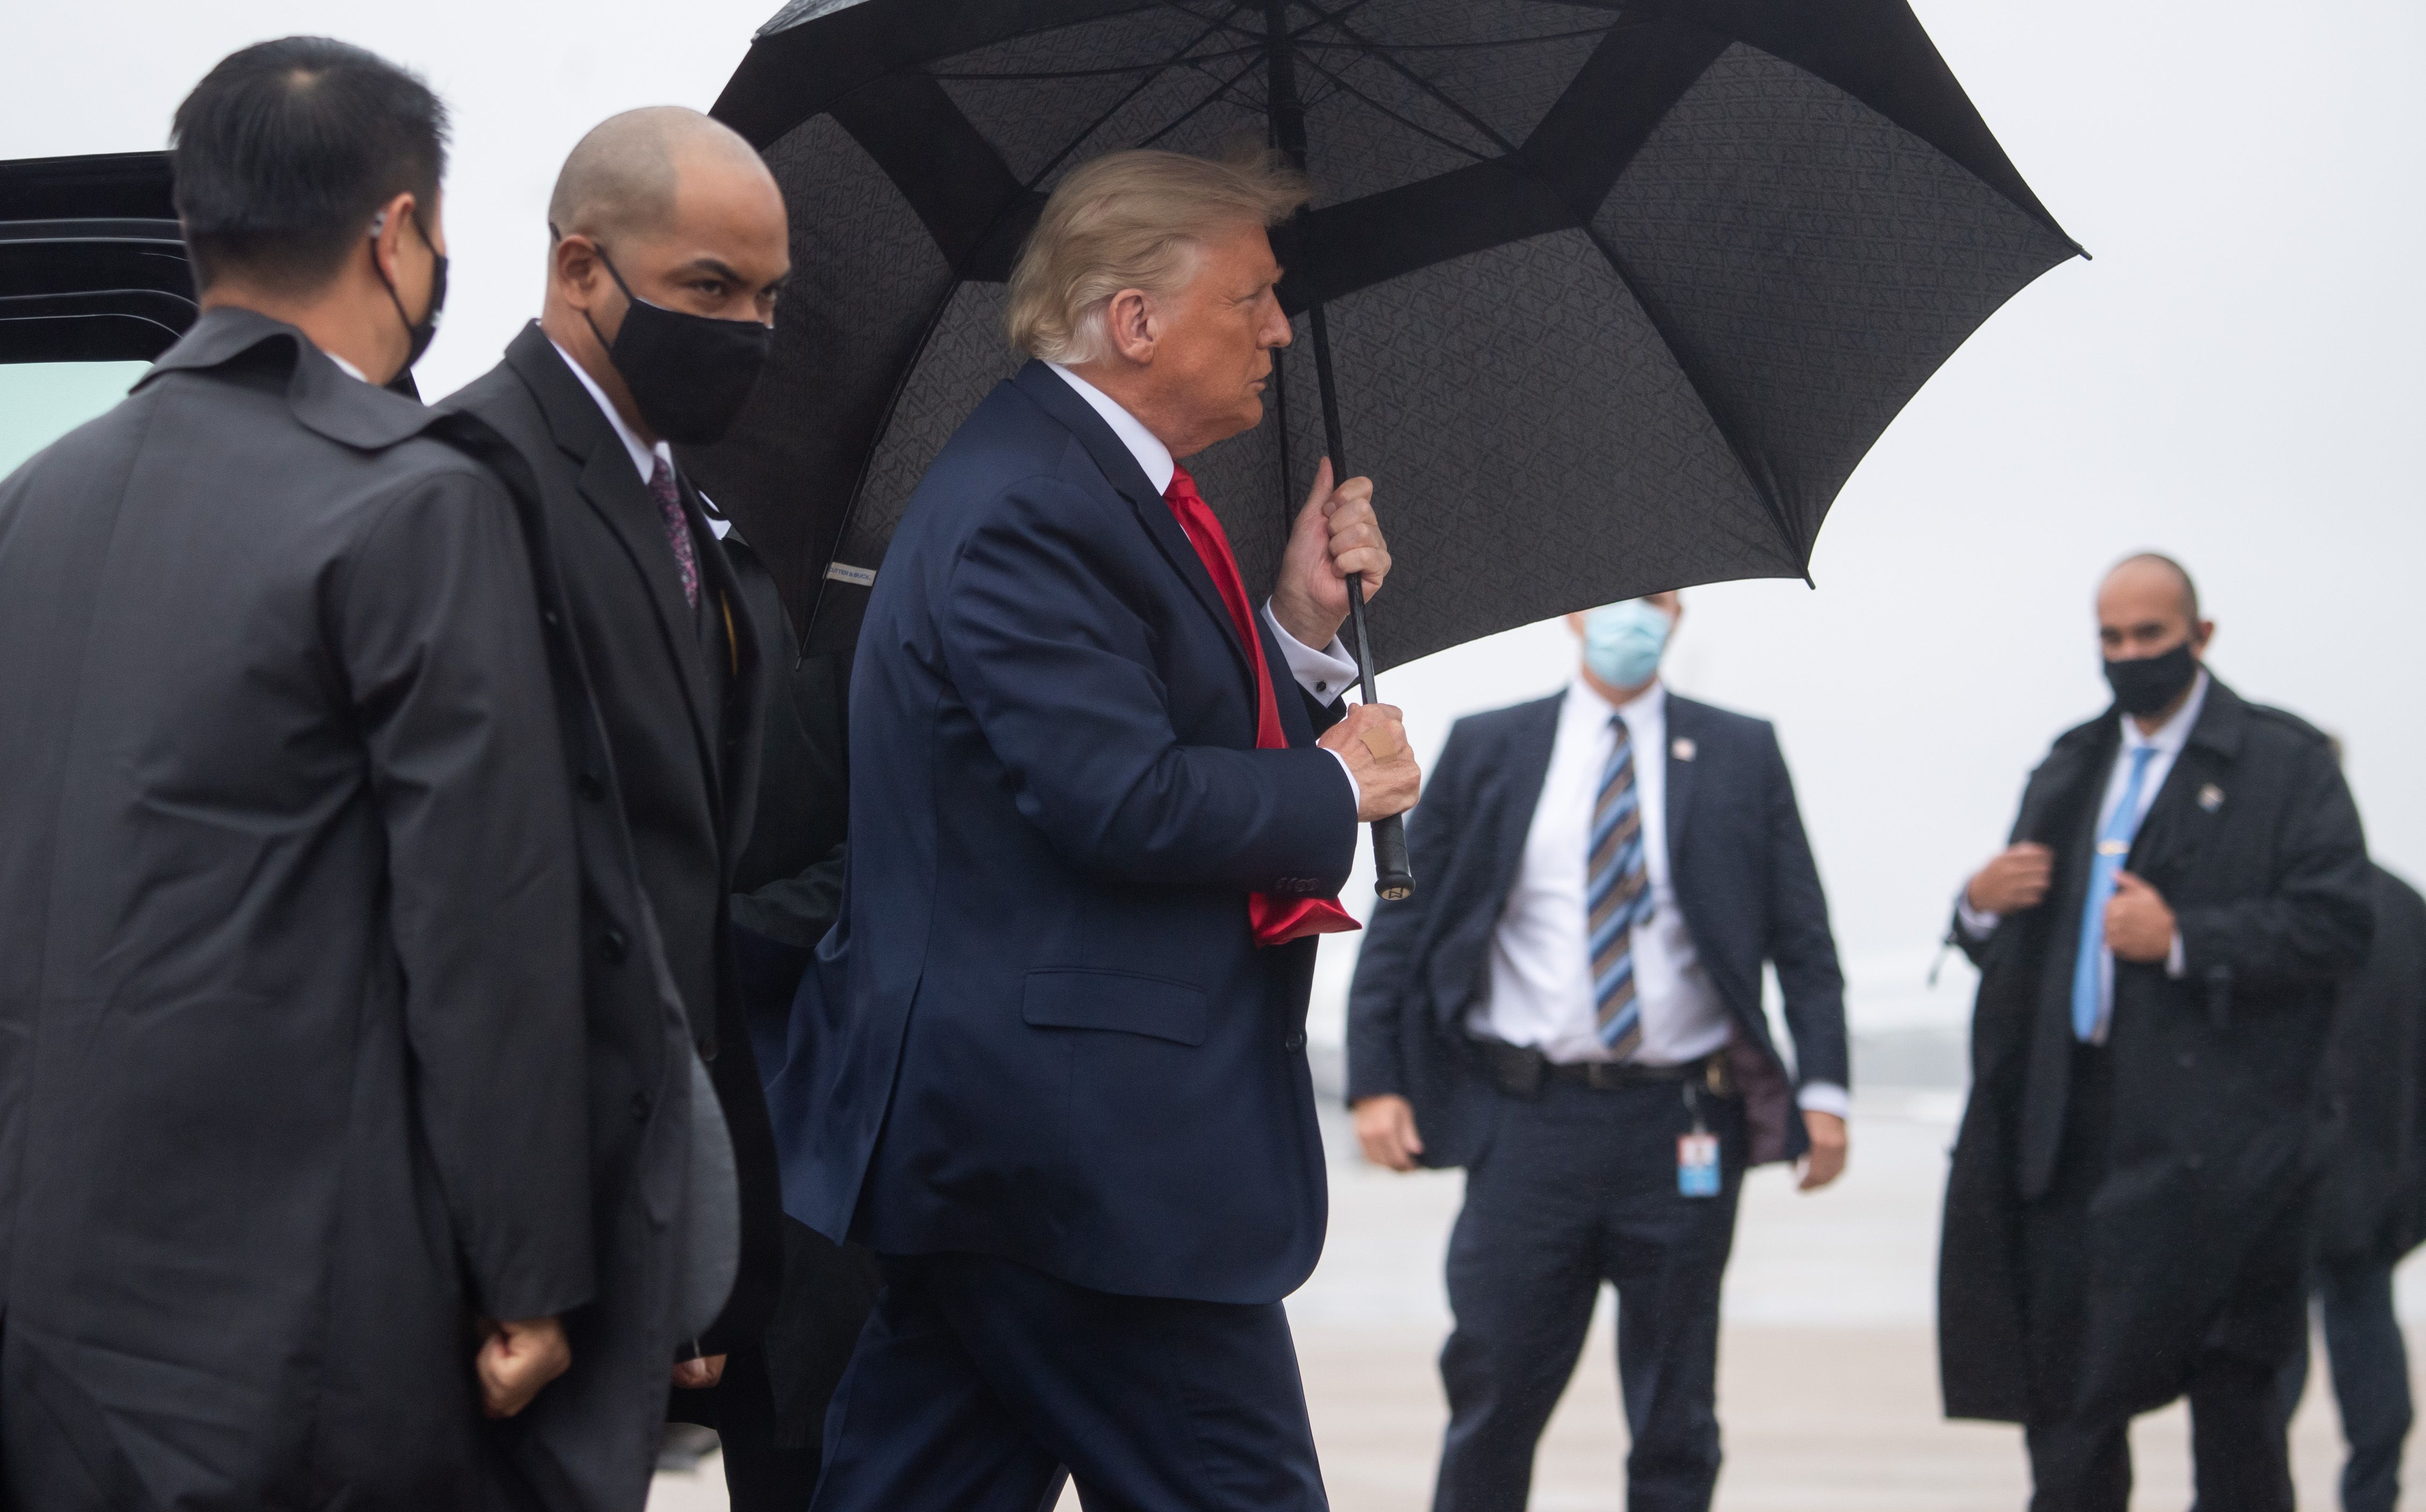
[1677,1083,1720,1198]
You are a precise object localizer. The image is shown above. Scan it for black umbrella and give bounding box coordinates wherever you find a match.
[690,0,2079,893]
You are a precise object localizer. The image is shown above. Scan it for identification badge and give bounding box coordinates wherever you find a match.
[1677,1133,1721,1198]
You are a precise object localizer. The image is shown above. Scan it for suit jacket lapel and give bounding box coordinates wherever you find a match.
[686,473,762,853]
[1663,693,1703,860]
[508,327,722,785]
[1009,362,1254,697]
[2128,680,2245,886]
[1489,696,1563,905]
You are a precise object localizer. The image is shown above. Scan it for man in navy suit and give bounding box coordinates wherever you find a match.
[1347,596,1849,1512]
[792,149,1421,1510]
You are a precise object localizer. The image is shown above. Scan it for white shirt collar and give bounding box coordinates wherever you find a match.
[550,336,673,485]
[1047,362,1175,496]
[325,352,369,385]
[2122,667,2211,755]
[1569,675,1665,728]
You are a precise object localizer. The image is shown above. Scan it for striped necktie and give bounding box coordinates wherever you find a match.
[1590,715,1654,1055]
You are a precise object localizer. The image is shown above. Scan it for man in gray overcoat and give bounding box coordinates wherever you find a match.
[1937,554,2372,1512]
[0,40,597,1509]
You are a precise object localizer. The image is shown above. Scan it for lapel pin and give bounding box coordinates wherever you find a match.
[1671,737,1696,762]
[2198,783,2225,813]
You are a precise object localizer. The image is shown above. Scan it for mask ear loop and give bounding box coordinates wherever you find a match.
[368,207,440,358]
[554,224,640,356]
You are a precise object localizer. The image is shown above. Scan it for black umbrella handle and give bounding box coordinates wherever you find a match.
[1343,572,1414,902]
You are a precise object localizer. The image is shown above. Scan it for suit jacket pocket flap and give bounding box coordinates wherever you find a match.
[1021,969,1208,1047]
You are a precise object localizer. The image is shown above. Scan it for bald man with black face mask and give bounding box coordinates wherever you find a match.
[1938,554,2374,1512]
[446,107,800,1511]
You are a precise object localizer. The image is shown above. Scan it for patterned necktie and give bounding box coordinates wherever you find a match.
[1162,465,1358,948]
[648,455,700,610]
[2071,743,2160,1042]
[1590,715,1655,1055]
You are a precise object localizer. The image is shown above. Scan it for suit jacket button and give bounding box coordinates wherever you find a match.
[631,1092,651,1121]
[2185,1152,2206,1172]
[600,927,629,964]
[1283,1030,1307,1053]
[2176,1050,2195,1069]
[700,1035,719,1062]
[577,771,606,801]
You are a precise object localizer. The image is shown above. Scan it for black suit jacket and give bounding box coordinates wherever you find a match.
[1346,688,1847,1169]
[449,325,781,1355]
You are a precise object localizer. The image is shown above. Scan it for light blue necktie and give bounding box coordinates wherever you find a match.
[2071,744,2160,1042]
[1589,717,1655,1055]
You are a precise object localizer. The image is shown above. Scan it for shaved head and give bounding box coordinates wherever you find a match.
[2103,552,2199,624]
[547,105,769,245]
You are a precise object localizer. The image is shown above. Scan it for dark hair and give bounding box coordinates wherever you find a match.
[171,37,448,293]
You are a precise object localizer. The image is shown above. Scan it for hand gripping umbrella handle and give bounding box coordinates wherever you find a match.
[1344,571,1414,902]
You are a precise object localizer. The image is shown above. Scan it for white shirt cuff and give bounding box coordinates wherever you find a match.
[1797,1082,1851,1120]
[1955,889,2001,941]
[2165,932,2187,978]
[1261,600,1358,704]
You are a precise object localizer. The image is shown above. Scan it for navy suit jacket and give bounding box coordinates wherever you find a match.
[1346,691,1847,1168]
[770,362,1356,1305]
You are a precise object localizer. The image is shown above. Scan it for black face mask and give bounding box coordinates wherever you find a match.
[582,246,774,445]
[2103,639,2199,716]
[371,209,447,371]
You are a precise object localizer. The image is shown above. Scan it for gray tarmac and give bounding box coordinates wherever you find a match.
[650,1028,2426,1509]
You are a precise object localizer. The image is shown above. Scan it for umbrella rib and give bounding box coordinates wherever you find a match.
[1128,52,1274,154]
[1284,47,1496,165]
[933,52,1261,83]
[1291,0,1553,159]
[1576,217,1804,569]
[1013,14,1253,187]
[1296,27,1616,56]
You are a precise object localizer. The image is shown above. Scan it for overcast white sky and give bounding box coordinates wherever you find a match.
[5,1,2422,1041]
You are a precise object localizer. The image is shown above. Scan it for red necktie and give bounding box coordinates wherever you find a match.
[1163,465,1361,948]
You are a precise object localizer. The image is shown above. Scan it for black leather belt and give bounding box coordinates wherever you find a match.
[1471,1038,1733,1100]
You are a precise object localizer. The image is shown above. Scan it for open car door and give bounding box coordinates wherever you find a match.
[0,150,192,363]
[0,151,194,472]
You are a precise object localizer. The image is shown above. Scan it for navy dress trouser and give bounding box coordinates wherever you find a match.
[2271,1254,2414,1512]
[1432,1077,1747,1512]
[809,1251,1327,1512]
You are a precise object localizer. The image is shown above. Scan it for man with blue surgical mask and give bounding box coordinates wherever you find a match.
[1347,591,1849,1512]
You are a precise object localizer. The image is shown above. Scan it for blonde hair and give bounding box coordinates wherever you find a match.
[1006,148,1309,364]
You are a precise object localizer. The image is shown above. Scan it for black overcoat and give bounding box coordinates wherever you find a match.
[0,310,594,1508]
[1938,676,2372,1425]
[447,327,784,1457]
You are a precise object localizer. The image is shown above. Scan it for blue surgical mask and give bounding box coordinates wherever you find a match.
[1582,601,1673,690]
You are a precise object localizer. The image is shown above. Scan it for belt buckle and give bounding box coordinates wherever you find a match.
[1704,1054,1734,1100]
[1586,1062,1623,1092]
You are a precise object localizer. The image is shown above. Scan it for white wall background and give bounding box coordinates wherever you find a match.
[6,1,2421,1045]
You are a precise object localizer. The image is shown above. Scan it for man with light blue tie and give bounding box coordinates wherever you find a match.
[1937,554,2373,1512]
[1347,592,1849,1512]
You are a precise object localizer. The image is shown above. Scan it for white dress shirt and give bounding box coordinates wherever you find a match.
[552,339,673,484]
[325,352,369,384]
[1046,363,1363,808]
[1957,669,2206,1041]
[1471,680,1847,1116]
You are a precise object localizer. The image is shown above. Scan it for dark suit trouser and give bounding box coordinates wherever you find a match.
[810,1251,1326,1512]
[2270,1254,2412,1512]
[1432,1078,1746,1512]
[2021,1045,2296,1512]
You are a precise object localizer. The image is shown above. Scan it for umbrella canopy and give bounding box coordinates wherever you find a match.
[694,0,2080,669]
